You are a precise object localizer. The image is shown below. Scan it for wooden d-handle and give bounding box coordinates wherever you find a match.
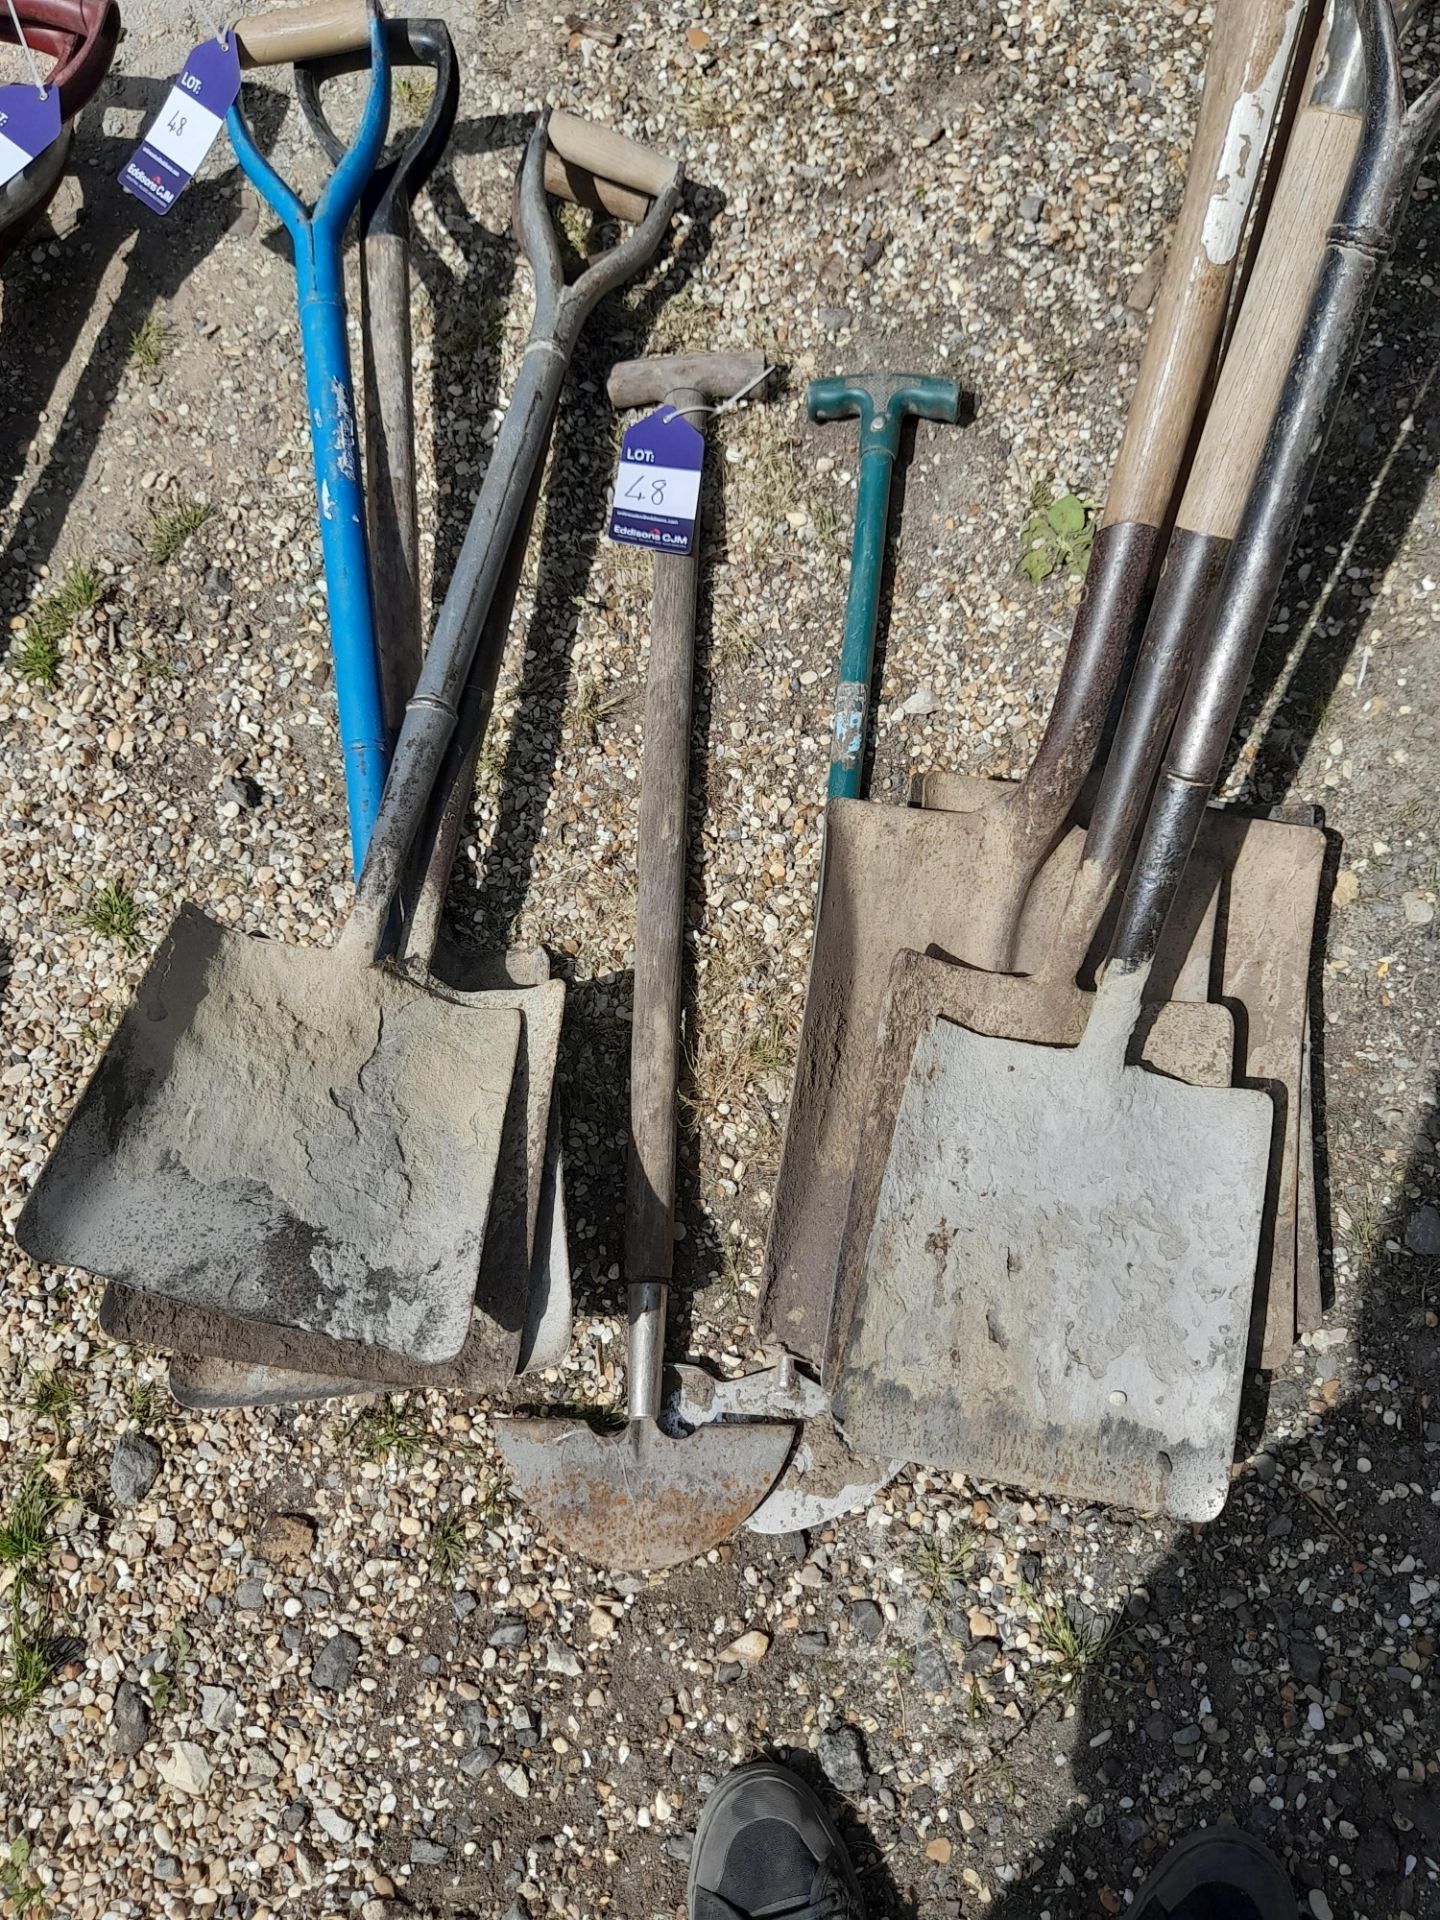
[234,0,369,68]
[542,109,679,223]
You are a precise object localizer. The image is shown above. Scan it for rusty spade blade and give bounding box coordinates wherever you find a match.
[496,1416,796,1572]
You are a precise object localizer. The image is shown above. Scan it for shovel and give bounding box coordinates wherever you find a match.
[497,358,797,1571]
[830,0,1440,1522]
[15,110,681,1365]
[93,110,678,1397]
[758,0,1311,1368]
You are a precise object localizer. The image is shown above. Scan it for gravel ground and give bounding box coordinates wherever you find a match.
[3,3,1440,1918]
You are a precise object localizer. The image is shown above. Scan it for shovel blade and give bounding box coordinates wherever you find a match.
[16,904,521,1366]
[497,1416,796,1571]
[832,952,1273,1523]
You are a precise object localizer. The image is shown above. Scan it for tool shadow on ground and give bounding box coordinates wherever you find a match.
[1213,184,1440,1338]
[764,1742,920,1920]
[848,392,978,805]
[970,183,1440,1898]
[975,1081,1439,1920]
[0,79,283,593]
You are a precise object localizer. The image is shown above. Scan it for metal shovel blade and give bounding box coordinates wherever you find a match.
[17,905,521,1366]
[762,793,1232,1365]
[668,1362,901,1534]
[97,966,567,1392]
[496,1416,796,1572]
[830,952,1272,1522]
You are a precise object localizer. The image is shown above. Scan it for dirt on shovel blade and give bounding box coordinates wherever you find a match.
[16,904,522,1366]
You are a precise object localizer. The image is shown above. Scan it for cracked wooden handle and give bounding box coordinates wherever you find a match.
[543,109,678,223]
[235,0,369,68]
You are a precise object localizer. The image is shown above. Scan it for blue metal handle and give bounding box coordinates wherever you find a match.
[226,13,392,874]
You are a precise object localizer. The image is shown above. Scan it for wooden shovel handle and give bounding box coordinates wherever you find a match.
[543,110,678,223]
[235,0,369,69]
[1176,96,1360,541]
[625,385,703,1289]
[1104,0,1308,530]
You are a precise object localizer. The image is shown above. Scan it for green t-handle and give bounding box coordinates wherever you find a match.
[808,372,960,798]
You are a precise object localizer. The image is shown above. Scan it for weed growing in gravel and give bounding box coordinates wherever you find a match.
[127,1378,162,1428]
[147,1622,191,1719]
[148,498,213,566]
[429,1513,467,1579]
[1,1834,44,1915]
[0,1469,61,1726]
[571,671,622,745]
[0,1472,57,1578]
[24,1373,74,1426]
[9,562,103,688]
[1019,484,1095,582]
[83,880,142,952]
[909,1528,975,1595]
[1032,1596,1124,1688]
[128,313,169,371]
[349,1397,428,1464]
[393,69,431,117]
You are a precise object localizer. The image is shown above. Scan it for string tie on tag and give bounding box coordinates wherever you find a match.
[662,363,775,422]
[4,0,47,99]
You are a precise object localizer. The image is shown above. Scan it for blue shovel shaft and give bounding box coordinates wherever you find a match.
[296,260,388,871]
[226,14,391,876]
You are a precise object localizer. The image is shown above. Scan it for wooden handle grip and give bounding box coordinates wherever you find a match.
[235,0,369,68]
[542,150,651,224]
[1177,101,1360,542]
[547,110,676,195]
[607,351,766,411]
[1103,0,1306,529]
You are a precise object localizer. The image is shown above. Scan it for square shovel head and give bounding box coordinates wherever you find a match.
[830,952,1273,1522]
[16,904,521,1366]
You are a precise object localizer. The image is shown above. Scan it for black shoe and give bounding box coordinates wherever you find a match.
[1132,1827,1297,1919]
[688,1761,866,1920]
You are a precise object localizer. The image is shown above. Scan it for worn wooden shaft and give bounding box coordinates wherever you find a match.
[624,386,704,1308]
[360,217,423,743]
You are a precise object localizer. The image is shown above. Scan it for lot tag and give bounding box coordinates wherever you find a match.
[119,34,240,215]
[608,407,704,556]
[0,83,61,189]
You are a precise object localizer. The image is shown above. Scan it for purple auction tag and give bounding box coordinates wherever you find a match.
[0,84,62,190]
[608,407,704,556]
[119,34,241,216]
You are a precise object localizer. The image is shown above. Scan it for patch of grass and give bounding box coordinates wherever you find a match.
[0,1472,58,1579]
[128,313,170,371]
[9,562,104,688]
[349,1397,429,1464]
[127,1379,162,1429]
[429,1513,467,1579]
[1,1833,44,1915]
[908,1528,975,1595]
[0,1469,61,1727]
[571,671,622,745]
[394,70,432,116]
[1032,1597,1124,1688]
[82,879,142,952]
[147,498,212,566]
[24,1374,74,1427]
[1019,487,1095,582]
